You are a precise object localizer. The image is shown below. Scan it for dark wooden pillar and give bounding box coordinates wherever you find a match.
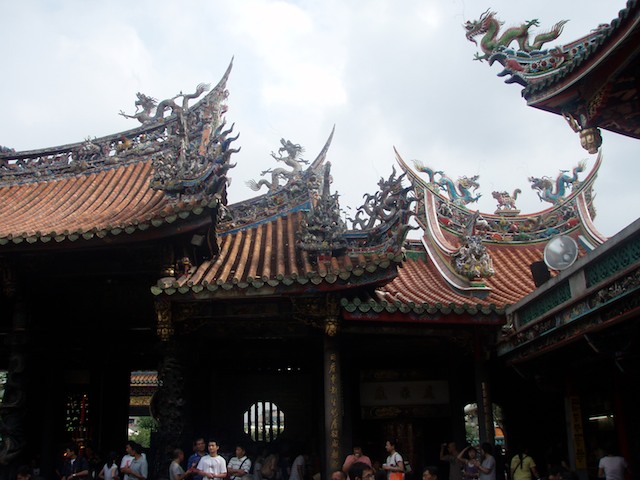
[0,265,28,479]
[323,298,342,480]
[565,378,587,480]
[474,331,494,445]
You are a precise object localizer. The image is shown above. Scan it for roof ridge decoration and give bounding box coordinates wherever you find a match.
[297,162,348,256]
[0,60,239,199]
[246,139,308,193]
[131,60,238,200]
[464,10,570,85]
[395,147,605,246]
[345,165,418,251]
[528,160,586,204]
[452,211,495,282]
[462,6,640,152]
[218,126,335,234]
[412,161,481,206]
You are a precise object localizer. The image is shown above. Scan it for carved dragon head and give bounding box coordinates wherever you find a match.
[528,176,553,192]
[278,138,304,159]
[458,175,480,191]
[464,9,498,44]
[135,92,158,110]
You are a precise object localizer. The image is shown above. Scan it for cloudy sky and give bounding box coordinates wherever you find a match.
[1,0,638,238]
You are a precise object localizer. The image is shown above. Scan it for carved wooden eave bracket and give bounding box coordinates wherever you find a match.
[292,295,341,336]
[155,298,174,342]
[563,112,603,154]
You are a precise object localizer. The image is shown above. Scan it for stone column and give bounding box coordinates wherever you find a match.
[151,298,185,479]
[323,298,342,480]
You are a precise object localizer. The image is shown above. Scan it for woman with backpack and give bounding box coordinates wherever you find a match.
[510,447,539,480]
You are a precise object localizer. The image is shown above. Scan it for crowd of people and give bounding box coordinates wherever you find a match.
[13,438,630,480]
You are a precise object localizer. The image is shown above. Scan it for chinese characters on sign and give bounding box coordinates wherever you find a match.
[360,381,449,406]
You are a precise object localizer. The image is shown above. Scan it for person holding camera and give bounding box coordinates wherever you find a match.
[440,443,462,480]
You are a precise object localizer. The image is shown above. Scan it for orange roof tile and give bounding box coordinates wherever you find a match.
[152,210,403,296]
[375,242,542,312]
[0,160,215,246]
[0,62,237,248]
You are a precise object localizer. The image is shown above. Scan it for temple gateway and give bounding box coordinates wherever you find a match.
[1,3,638,480]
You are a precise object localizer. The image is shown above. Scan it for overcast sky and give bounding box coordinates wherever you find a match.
[1,1,638,238]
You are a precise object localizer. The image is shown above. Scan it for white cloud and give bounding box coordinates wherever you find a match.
[0,0,637,238]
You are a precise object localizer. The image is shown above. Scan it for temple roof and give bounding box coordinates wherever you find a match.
[0,159,215,246]
[0,61,237,248]
[341,147,607,320]
[342,240,544,318]
[152,209,404,298]
[0,60,414,297]
[152,141,415,297]
[465,1,640,145]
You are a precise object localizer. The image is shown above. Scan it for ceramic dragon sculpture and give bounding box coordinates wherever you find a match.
[413,160,443,185]
[349,166,414,230]
[413,160,480,206]
[246,139,308,193]
[464,9,568,61]
[528,161,586,204]
[438,173,481,206]
[120,83,211,124]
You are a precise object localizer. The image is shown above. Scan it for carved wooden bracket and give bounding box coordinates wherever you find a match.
[292,294,341,336]
[155,298,174,342]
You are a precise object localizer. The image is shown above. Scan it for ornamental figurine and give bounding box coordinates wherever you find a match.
[246,138,308,193]
[464,9,568,62]
[492,189,521,215]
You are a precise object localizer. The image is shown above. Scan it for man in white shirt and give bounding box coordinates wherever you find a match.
[598,451,628,480]
[197,440,227,480]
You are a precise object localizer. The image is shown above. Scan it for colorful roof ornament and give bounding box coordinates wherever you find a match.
[464,10,568,86]
[528,160,587,205]
[151,130,415,297]
[452,211,495,283]
[397,148,604,246]
[464,2,640,149]
[341,147,610,322]
[413,161,481,206]
[465,9,568,71]
[0,61,238,247]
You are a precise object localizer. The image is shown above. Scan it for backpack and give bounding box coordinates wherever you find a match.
[261,455,277,479]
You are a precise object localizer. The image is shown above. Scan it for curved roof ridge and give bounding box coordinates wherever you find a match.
[219,129,339,234]
[0,60,239,248]
[0,59,235,188]
[397,146,603,245]
[0,59,234,161]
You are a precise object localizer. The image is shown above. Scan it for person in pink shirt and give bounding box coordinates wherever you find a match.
[343,447,372,476]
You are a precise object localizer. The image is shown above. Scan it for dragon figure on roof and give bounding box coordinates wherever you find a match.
[464,9,568,62]
[119,83,211,124]
[246,138,308,193]
[529,160,586,204]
